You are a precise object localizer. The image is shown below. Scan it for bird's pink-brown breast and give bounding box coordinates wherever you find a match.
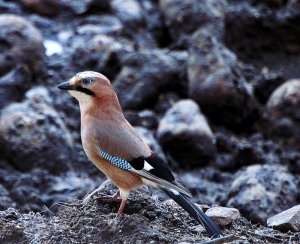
[81,113,144,191]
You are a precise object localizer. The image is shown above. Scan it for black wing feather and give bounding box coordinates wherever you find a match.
[129,154,191,196]
[129,155,175,182]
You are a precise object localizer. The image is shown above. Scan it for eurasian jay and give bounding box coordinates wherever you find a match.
[58,71,222,238]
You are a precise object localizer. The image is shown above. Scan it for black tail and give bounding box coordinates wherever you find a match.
[161,188,222,238]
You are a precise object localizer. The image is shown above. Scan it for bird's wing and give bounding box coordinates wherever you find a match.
[98,149,192,197]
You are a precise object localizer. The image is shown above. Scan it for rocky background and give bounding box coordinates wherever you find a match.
[0,0,300,243]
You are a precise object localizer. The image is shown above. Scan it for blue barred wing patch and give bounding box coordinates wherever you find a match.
[98,149,132,170]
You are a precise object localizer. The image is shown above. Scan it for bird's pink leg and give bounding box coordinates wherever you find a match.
[117,199,127,217]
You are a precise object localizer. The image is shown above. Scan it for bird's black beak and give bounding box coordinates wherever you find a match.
[57,81,75,91]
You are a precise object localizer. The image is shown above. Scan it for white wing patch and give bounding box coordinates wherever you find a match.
[143,160,154,171]
[170,189,180,195]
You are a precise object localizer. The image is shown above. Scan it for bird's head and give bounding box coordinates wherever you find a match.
[58,71,114,105]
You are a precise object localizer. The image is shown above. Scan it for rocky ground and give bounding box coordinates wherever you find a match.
[0,0,300,243]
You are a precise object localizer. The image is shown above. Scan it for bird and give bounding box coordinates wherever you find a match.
[58,71,222,238]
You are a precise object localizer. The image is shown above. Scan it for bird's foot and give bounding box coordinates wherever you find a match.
[114,213,122,225]
[95,191,121,202]
[112,199,127,225]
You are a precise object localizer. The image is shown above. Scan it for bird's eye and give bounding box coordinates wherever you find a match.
[82,78,93,86]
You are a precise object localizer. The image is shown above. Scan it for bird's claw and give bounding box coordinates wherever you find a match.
[95,191,121,202]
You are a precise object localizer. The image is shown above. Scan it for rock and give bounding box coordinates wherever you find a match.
[157,99,215,168]
[61,0,110,15]
[0,1,22,14]
[267,205,300,232]
[114,50,186,110]
[75,15,123,37]
[224,1,300,78]
[263,79,300,146]
[205,207,240,225]
[159,0,225,46]
[214,130,275,170]
[0,14,44,77]
[20,0,61,17]
[0,185,216,243]
[44,40,63,57]
[0,185,15,211]
[253,69,285,104]
[134,126,166,162]
[188,29,256,130]
[111,0,144,29]
[0,87,73,174]
[125,110,158,129]
[71,35,133,79]
[178,168,232,205]
[0,208,28,244]
[227,164,298,224]
[138,0,164,43]
[111,0,157,48]
[0,168,98,212]
[0,199,295,243]
[154,92,182,115]
[0,65,31,110]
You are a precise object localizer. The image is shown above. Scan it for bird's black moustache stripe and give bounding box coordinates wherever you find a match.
[75,86,95,96]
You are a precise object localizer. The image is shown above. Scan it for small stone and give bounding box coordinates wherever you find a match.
[267,205,300,232]
[205,207,240,226]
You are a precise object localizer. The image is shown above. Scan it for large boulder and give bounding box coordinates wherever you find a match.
[71,35,133,80]
[111,0,157,48]
[0,14,44,77]
[263,79,300,147]
[159,0,225,45]
[0,87,73,174]
[0,66,31,110]
[157,99,215,168]
[114,50,187,110]
[227,164,298,224]
[224,1,300,86]
[188,29,256,130]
